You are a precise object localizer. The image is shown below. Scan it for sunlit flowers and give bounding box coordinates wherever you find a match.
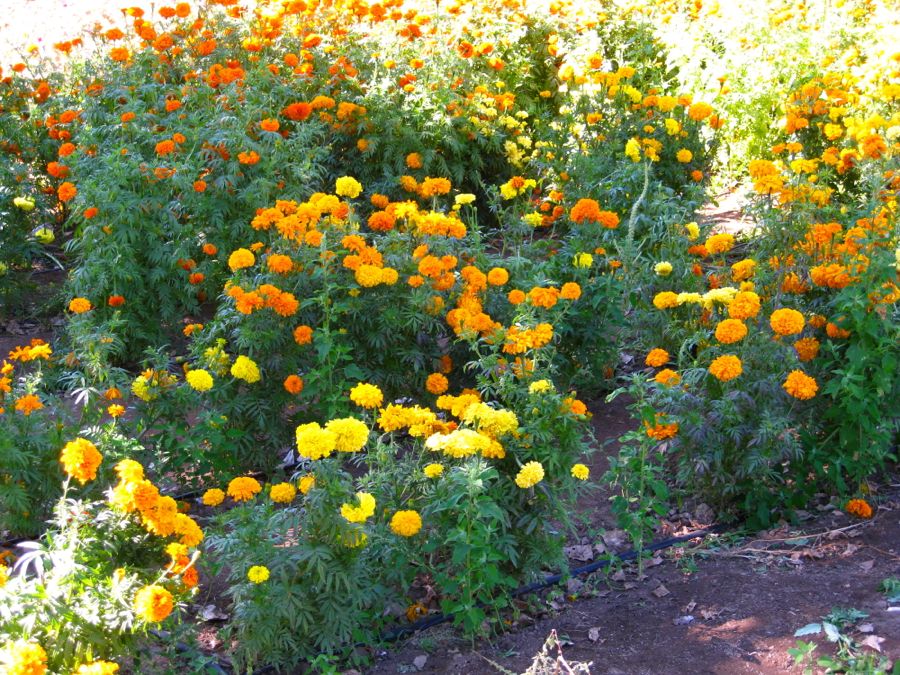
[423,463,444,478]
[325,417,369,453]
[269,482,296,503]
[769,308,805,336]
[186,369,213,392]
[247,566,270,584]
[390,510,422,537]
[708,355,742,382]
[515,461,545,488]
[295,422,337,460]
[340,492,376,523]
[133,584,174,623]
[60,438,102,484]
[227,248,255,271]
[227,476,262,502]
[3,640,47,675]
[783,370,818,400]
[350,382,383,409]
[230,355,260,383]
[202,488,225,506]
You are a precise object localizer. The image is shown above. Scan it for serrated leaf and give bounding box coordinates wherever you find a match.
[794,623,822,636]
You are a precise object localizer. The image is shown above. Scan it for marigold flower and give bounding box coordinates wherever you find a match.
[60,437,102,484]
[133,585,174,622]
[529,379,553,394]
[715,319,747,344]
[793,337,820,362]
[247,566,270,584]
[728,291,761,320]
[270,482,296,503]
[653,291,679,309]
[560,282,581,300]
[107,404,125,418]
[426,373,449,395]
[259,118,279,132]
[709,354,742,382]
[227,476,262,502]
[4,640,47,675]
[783,370,817,400]
[69,297,92,313]
[325,417,369,452]
[295,422,337,460]
[186,369,213,392]
[654,261,673,276]
[676,148,693,163]
[487,267,509,286]
[57,181,77,202]
[571,463,589,480]
[228,248,255,271]
[350,382,383,409]
[74,660,120,675]
[335,176,363,198]
[406,152,422,169]
[424,463,444,478]
[705,232,734,255]
[340,492,376,523]
[845,498,872,519]
[645,348,670,367]
[230,355,260,383]
[654,368,681,386]
[293,325,313,345]
[515,461,545,488]
[202,488,225,507]
[390,510,422,537]
[769,308,805,336]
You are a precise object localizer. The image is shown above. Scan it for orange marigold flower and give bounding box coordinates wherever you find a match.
[238,150,260,165]
[508,289,526,305]
[108,294,125,307]
[709,354,742,382]
[58,181,77,202]
[228,248,255,271]
[193,180,207,192]
[267,254,293,274]
[645,348,669,367]
[783,370,817,399]
[654,368,681,386]
[793,337,820,362]
[15,393,44,416]
[293,325,313,345]
[155,139,176,155]
[426,373,448,395]
[60,437,103,484]
[728,291,760,320]
[769,308,805,336]
[259,118,280,132]
[826,322,850,339]
[283,375,304,394]
[845,498,873,519]
[406,152,423,169]
[202,243,217,255]
[715,319,747,344]
[69,297,92,313]
[487,268,508,286]
[560,282,581,300]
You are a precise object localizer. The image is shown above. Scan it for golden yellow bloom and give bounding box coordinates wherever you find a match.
[335,176,362,198]
[230,355,260,383]
[654,368,681,386]
[423,463,443,478]
[705,233,734,254]
[186,369,214,392]
[202,488,225,506]
[298,474,316,494]
[529,379,553,394]
[247,565,269,584]
[3,640,47,675]
[715,319,747,344]
[653,292,679,309]
[571,463,589,480]
[114,458,143,483]
[426,373,449,395]
[783,370,817,400]
[515,461,545,488]
[133,585,174,622]
[645,348,670,367]
[349,382,383,409]
[74,660,120,675]
[708,354,742,382]
[340,492,376,523]
[390,510,422,537]
[60,438,102,485]
[227,248,255,271]
[728,291,761,320]
[793,337,820,362]
[325,417,369,452]
[769,308,805,336]
[269,482,296,503]
[227,476,262,502]
[654,261,673,276]
[295,422,337,460]
[68,297,92,314]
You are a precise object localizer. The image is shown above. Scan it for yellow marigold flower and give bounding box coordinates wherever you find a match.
[731,259,756,282]
[653,261,673,276]
[426,373,449,395]
[709,354,742,382]
[455,193,476,206]
[4,640,47,675]
[335,176,362,199]
[715,319,747,344]
[295,422,337,460]
[350,382,383,409]
[705,233,734,255]
[298,474,316,494]
[783,370,817,400]
[654,368,681,386]
[390,510,422,537]
[425,429,489,458]
[487,267,509,286]
[227,476,262,502]
[227,248,255,271]
[74,661,120,675]
[571,463,589,480]
[676,148,693,163]
[769,308,805,336]
[685,222,700,240]
[340,492,376,523]
[424,463,443,478]
[68,297,92,313]
[186,368,213,392]
[515,461,545,488]
[269,482,296,503]
[202,488,225,507]
[133,584,174,622]
[247,565,270,584]
[114,458,144,483]
[107,404,125,418]
[462,403,519,436]
[653,291,679,309]
[728,291,761,320]
[645,348,670,367]
[625,137,641,162]
[60,438,102,485]
[230,355,260,383]
[174,513,203,547]
[0,564,8,588]
[845,498,872,519]
[573,252,593,268]
[529,379,553,394]
[794,337,820,362]
[325,417,369,452]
